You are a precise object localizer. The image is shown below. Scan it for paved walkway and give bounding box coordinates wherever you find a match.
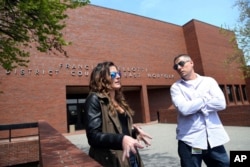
[65,123,250,167]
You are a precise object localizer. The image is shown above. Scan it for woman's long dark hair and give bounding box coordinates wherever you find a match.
[89,61,134,116]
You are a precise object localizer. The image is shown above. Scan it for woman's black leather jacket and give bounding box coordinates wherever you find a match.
[84,93,125,150]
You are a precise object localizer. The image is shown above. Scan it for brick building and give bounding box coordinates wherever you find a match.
[0,5,249,135]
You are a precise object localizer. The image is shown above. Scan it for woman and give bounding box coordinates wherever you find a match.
[84,61,152,167]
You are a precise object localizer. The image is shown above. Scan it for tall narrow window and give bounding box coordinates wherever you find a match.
[242,85,248,101]
[219,85,225,96]
[234,85,241,102]
[226,85,234,102]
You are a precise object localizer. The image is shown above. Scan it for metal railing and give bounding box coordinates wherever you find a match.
[0,122,38,142]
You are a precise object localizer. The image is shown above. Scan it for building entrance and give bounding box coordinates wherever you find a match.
[66,86,89,132]
[66,99,85,132]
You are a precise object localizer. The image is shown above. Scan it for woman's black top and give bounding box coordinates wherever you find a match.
[118,112,130,135]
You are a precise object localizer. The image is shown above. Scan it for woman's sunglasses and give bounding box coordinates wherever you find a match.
[110,71,121,79]
[173,61,189,70]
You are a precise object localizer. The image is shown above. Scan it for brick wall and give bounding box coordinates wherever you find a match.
[0,4,249,139]
[183,20,245,84]
[0,5,186,133]
[0,120,102,166]
[158,105,250,126]
[38,120,101,167]
[0,140,39,166]
[219,105,250,126]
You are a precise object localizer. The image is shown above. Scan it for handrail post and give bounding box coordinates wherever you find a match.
[9,129,11,142]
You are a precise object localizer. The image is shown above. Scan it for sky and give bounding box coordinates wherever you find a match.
[90,0,240,28]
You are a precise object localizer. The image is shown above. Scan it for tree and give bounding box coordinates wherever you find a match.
[226,0,250,78]
[0,0,90,71]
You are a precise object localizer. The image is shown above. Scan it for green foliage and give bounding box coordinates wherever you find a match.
[235,0,250,61]
[227,0,250,78]
[0,0,90,71]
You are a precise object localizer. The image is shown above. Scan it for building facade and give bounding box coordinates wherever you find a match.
[0,5,249,135]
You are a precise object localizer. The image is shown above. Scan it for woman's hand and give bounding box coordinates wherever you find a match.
[122,135,144,161]
[133,125,152,147]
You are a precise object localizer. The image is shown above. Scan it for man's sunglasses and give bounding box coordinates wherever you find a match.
[173,61,189,70]
[110,71,121,79]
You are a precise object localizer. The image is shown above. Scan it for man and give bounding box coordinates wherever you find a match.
[170,54,230,167]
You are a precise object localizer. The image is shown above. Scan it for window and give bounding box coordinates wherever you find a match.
[242,85,248,101]
[67,99,77,104]
[219,85,225,93]
[226,85,234,102]
[234,85,241,102]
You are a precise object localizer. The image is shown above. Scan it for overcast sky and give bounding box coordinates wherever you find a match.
[90,0,240,28]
